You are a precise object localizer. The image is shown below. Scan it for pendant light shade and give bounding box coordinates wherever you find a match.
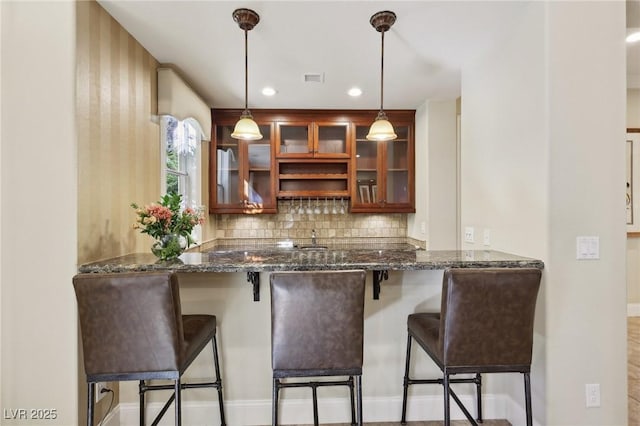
[231,8,262,141]
[367,11,397,142]
[366,111,396,141]
[231,111,262,140]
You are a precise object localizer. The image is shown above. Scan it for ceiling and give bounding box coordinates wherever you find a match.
[99,1,639,110]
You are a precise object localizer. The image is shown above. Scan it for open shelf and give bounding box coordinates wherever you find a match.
[277,159,349,197]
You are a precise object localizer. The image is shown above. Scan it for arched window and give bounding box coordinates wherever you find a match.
[160,115,203,242]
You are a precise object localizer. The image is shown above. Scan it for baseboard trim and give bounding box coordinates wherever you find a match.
[101,404,119,426]
[503,394,542,426]
[116,393,518,425]
[628,303,640,317]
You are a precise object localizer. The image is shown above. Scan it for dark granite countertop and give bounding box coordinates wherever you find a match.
[78,248,544,274]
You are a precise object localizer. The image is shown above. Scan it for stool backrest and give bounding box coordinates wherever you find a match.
[440,268,541,368]
[270,270,366,374]
[73,272,184,377]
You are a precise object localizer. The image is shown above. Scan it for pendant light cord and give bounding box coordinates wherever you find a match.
[380,30,385,114]
[244,29,249,113]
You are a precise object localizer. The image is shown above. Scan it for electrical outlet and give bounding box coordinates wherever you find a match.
[95,382,108,403]
[420,221,426,235]
[585,383,601,407]
[483,229,491,246]
[464,227,474,243]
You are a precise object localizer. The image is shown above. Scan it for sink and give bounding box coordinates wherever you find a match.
[298,245,329,251]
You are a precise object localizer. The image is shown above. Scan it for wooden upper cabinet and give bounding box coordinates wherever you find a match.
[209,112,276,214]
[351,113,415,213]
[276,121,350,158]
[210,109,414,214]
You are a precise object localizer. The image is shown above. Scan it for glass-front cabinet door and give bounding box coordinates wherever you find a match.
[211,123,275,213]
[276,122,349,158]
[352,123,414,213]
[315,122,350,157]
[276,123,311,157]
[385,126,410,204]
[354,133,378,205]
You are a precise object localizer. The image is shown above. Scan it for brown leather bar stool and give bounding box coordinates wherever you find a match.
[73,271,226,426]
[270,270,366,426]
[400,268,541,426]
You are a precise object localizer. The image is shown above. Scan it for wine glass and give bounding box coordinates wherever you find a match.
[314,197,321,214]
[340,198,346,214]
[306,197,313,214]
[332,197,338,214]
[323,197,329,215]
[298,197,304,214]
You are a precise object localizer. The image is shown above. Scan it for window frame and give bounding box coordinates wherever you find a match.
[160,115,204,244]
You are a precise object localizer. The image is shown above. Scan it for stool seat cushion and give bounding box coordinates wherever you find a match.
[408,313,441,364]
[181,314,217,371]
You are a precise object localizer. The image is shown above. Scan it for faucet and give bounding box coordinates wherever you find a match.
[311,229,317,246]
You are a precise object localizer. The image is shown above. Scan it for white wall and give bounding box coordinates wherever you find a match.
[427,100,458,250]
[546,3,626,425]
[461,3,548,423]
[462,2,627,425]
[0,1,78,424]
[408,104,429,243]
[409,100,458,249]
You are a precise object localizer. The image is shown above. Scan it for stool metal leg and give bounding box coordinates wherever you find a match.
[174,379,182,426]
[272,378,279,426]
[356,375,363,426]
[401,333,412,425]
[476,372,483,422]
[349,376,356,426]
[87,383,95,426]
[139,380,145,426]
[212,335,226,425]
[524,372,533,426]
[443,373,451,426]
[312,384,319,426]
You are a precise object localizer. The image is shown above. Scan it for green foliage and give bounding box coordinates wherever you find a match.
[131,192,204,260]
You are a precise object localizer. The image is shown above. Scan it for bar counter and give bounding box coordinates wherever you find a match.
[79,247,543,301]
[78,248,543,274]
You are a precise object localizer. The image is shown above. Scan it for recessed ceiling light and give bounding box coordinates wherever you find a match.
[262,87,277,96]
[627,31,640,43]
[348,87,362,97]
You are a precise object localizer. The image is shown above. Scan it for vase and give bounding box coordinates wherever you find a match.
[151,233,187,261]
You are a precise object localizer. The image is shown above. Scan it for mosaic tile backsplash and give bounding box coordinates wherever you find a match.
[214,200,407,242]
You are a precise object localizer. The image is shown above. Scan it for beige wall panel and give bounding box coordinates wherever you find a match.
[77,0,159,265]
[76,1,160,422]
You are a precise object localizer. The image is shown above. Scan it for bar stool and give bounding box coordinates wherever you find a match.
[73,271,226,426]
[400,268,541,426]
[270,270,366,426]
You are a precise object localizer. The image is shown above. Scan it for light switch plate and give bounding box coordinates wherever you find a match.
[576,236,599,260]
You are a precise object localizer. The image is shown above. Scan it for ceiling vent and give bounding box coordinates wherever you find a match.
[303,73,324,83]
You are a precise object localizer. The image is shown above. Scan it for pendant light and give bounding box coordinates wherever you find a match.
[231,8,262,140]
[366,11,397,142]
